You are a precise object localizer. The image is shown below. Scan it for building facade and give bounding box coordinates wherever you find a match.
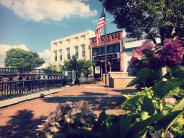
[90,31,147,79]
[51,30,95,66]
[90,31,123,78]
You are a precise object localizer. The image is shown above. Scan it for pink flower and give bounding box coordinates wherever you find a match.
[164,97,176,105]
[156,39,184,66]
[131,40,155,62]
[130,40,155,74]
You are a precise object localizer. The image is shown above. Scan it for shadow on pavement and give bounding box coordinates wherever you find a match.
[0,109,46,138]
[81,92,108,96]
[111,89,136,94]
[44,96,125,110]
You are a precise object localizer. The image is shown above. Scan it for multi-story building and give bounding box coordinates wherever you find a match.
[51,30,95,66]
[90,31,151,79]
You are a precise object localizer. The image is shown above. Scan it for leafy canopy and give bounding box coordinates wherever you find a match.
[43,64,62,74]
[5,48,44,69]
[100,0,184,43]
[63,56,93,83]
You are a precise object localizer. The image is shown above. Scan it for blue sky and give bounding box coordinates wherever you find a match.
[0,0,119,52]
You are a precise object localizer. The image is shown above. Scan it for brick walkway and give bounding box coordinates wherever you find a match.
[0,82,133,137]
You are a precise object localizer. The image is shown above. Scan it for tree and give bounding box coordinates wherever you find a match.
[43,64,63,74]
[5,48,44,69]
[63,56,93,84]
[79,59,94,78]
[100,0,184,44]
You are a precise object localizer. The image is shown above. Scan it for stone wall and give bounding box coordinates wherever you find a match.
[108,72,135,89]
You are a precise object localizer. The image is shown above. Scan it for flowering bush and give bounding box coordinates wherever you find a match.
[129,40,161,88]
[156,39,184,66]
[130,40,156,74]
[131,40,155,62]
[126,39,184,137]
[37,101,97,138]
[130,39,184,73]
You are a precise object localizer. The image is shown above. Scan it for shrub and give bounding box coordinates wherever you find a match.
[37,101,98,138]
[129,39,184,88]
[155,39,184,66]
[130,40,156,74]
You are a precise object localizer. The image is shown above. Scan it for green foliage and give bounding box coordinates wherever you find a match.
[63,56,93,84]
[165,66,184,79]
[5,48,44,69]
[120,81,184,138]
[93,111,122,138]
[125,37,184,136]
[171,115,184,137]
[100,0,184,42]
[153,79,184,99]
[43,64,62,74]
[128,68,160,88]
[121,94,155,114]
[121,62,184,137]
[79,60,94,78]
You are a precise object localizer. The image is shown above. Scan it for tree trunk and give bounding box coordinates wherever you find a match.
[74,72,80,84]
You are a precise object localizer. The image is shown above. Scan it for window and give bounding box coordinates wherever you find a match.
[75,46,79,57]
[59,49,62,61]
[81,45,85,57]
[81,35,85,40]
[107,45,114,53]
[114,44,120,52]
[66,39,70,44]
[97,47,104,55]
[92,49,97,56]
[66,48,70,59]
[53,42,57,47]
[59,41,62,46]
[74,37,79,42]
[54,50,57,61]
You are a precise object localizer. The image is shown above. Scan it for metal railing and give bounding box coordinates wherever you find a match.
[0,79,64,101]
[0,67,62,80]
[0,67,66,101]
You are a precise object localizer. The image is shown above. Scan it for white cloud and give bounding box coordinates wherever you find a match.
[0,44,51,68]
[0,0,97,22]
[38,49,51,68]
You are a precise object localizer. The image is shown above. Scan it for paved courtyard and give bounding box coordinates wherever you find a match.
[0,82,133,137]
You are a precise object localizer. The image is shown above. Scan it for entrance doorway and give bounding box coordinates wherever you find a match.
[93,59,120,79]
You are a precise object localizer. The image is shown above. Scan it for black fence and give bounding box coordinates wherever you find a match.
[0,67,63,81]
[0,68,66,101]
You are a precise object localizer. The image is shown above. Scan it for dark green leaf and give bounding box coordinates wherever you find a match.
[153,79,184,99]
[121,95,155,114]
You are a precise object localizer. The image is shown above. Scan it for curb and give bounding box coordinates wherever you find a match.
[0,88,63,108]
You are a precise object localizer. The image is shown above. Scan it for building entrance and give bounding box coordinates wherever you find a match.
[93,59,120,79]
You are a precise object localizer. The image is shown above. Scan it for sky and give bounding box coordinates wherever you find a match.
[0,0,120,67]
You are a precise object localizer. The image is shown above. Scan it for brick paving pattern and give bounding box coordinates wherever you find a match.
[0,82,134,137]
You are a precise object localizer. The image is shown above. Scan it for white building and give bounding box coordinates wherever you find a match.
[51,30,95,66]
[123,38,147,73]
[123,38,160,73]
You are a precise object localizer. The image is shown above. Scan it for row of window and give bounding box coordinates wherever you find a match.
[53,35,86,46]
[92,44,120,56]
[54,45,86,61]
